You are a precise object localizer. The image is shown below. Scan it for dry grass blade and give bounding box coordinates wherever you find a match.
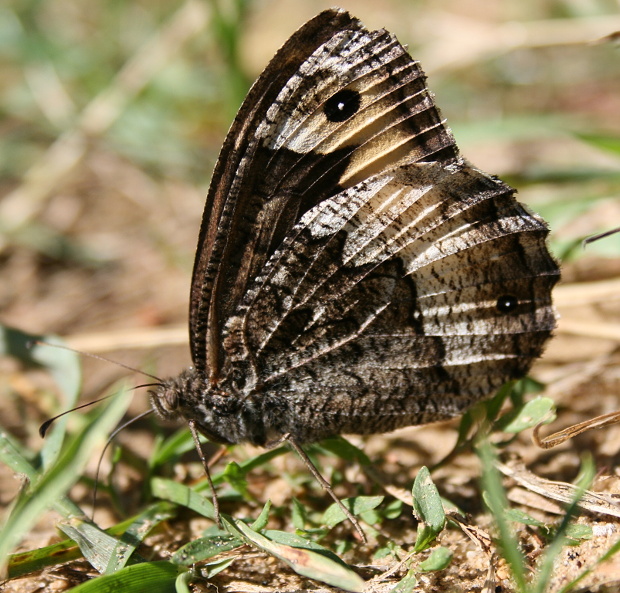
[45,277,618,355]
[418,13,620,72]
[554,278,620,309]
[498,460,620,519]
[533,410,620,449]
[63,326,188,353]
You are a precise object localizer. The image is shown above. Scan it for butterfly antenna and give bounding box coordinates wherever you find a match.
[39,382,162,438]
[39,396,114,437]
[188,419,221,528]
[91,409,154,520]
[29,339,162,382]
[583,226,620,247]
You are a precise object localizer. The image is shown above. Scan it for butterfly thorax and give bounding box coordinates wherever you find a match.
[150,369,270,446]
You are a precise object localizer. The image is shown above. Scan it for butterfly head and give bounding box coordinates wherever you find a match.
[149,368,266,446]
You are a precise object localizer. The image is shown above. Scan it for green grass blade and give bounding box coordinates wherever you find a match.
[222,516,365,592]
[60,500,178,575]
[6,501,177,578]
[151,476,215,519]
[532,455,595,593]
[171,533,242,566]
[0,437,88,520]
[6,538,83,578]
[317,436,372,465]
[150,428,197,467]
[575,132,620,157]
[0,388,129,574]
[559,534,620,593]
[0,324,81,469]
[68,561,181,593]
[101,501,178,573]
[59,519,131,575]
[151,476,365,591]
[477,439,528,591]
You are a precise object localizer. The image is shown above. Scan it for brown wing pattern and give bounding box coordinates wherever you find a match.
[189,9,457,378]
[221,162,558,441]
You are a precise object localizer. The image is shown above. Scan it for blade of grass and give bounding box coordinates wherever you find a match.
[194,445,289,491]
[7,538,83,579]
[559,532,620,593]
[172,533,242,566]
[532,455,595,593]
[68,560,181,593]
[152,476,365,591]
[0,0,212,245]
[6,501,176,578]
[222,516,365,592]
[477,439,528,591]
[101,501,179,574]
[151,476,215,520]
[0,387,130,574]
[0,324,81,469]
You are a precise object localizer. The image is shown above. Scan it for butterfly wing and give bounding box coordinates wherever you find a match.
[191,9,559,441]
[222,161,559,441]
[190,9,458,378]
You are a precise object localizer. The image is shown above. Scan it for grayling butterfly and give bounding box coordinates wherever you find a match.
[146,8,560,537]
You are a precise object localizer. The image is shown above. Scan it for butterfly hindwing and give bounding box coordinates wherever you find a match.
[219,158,557,440]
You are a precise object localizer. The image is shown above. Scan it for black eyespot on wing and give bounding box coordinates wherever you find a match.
[496,295,519,313]
[324,89,361,122]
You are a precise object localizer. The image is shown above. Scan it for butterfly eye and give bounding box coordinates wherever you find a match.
[496,295,519,313]
[163,389,178,412]
[324,89,361,122]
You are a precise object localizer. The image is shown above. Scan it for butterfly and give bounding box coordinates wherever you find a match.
[149,8,560,536]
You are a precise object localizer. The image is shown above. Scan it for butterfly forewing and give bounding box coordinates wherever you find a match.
[189,10,459,378]
[189,10,365,375]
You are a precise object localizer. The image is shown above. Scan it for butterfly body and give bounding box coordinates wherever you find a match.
[150,9,559,448]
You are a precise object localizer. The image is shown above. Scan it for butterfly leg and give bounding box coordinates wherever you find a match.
[284,434,367,543]
[188,419,222,528]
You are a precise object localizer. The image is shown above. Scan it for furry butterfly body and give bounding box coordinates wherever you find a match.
[151,9,559,448]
